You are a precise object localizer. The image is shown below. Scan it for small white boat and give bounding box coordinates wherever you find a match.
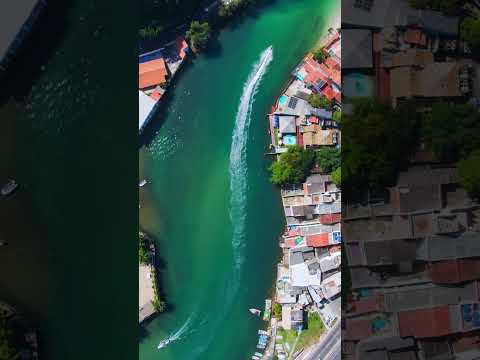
[254,352,263,357]
[139,180,147,187]
[258,330,269,336]
[252,356,260,360]
[1,180,18,196]
[249,308,261,316]
[157,338,170,349]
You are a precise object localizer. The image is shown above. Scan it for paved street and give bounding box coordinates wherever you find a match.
[298,321,340,360]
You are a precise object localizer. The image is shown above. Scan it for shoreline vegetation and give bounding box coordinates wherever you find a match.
[139,231,165,323]
[261,22,341,359]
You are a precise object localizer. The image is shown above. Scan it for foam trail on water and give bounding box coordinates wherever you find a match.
[157,315,193,350]
[229,46,273,271]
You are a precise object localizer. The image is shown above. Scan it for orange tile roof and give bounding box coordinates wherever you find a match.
[405,29,427,46]
[398,306,451,338]
[306,233,329,247]
[139,58,168,89]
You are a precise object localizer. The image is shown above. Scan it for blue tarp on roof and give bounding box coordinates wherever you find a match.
[139,48,164,64]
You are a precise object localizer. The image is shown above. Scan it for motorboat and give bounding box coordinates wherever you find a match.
[258,330,269,336]
[157,338,171,349]
[249,308,261,316]
[139,179,147,187]
[1,180,18,196]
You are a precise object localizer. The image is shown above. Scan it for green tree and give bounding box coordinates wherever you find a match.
[342,98,417,196]
[421,103,480,162]
[186,21,210,53]
[152,298,166,313]
[313,47,327,63]
[272,302,282,319]
[461,16,480,55]
[139,232,151,265]
[458,150,480,198]
[0,320,19,360]
[269,145,315,186]
[331,167,341,186]
[333,110,341,123]
[308,94,332,109]
[315,147,340,173]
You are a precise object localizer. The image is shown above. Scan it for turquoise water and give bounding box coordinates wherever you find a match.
[139,1,338,359]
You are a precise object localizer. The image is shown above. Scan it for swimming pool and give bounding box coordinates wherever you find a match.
[343,72,374,97]
[282,134,297,145]
[279,95,287,105]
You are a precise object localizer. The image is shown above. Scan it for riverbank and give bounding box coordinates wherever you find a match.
[0,301,40,360]
[257,23,342,360]
[139,0,338,358]
[139,231,165,324]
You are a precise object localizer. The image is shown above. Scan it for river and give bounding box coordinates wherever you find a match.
[139,0,338,359]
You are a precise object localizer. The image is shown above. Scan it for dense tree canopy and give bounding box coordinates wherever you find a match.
[421,103,480,162]
[461,15,480,55]
[331,167,341,187]
[315,147,340,173]
[186,21,211,52]
[270,145,315,186]
[308,94,332,109]
[0,320,18,360]
[458,150,480,199]
[341,99,418,196]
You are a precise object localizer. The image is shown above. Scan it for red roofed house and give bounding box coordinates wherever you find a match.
[398,306,452,338]
[306,233,329,247]
[176,38,189,59]
[139,58,169,91]
[344,318,373,340]
[430,259,480,284]
[351,294,385,315]
[405,28,427,47]
[320,213,342,225]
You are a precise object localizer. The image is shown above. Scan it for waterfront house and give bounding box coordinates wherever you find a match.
[139,58,169,91]
[0,0,47,71]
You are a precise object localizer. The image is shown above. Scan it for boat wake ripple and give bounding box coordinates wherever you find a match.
[157,315,193,350]
[229,46,273,271]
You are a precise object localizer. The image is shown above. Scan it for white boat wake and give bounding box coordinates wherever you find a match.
[157,315,193,350]
[229,46,273,271]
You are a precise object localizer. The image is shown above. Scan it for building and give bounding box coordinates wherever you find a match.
[139,58,169,91]
[139,91,159,133]
[0,0,47,71]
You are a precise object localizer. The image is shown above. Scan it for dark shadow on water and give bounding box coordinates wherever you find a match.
[139,58,194,147]
[0,1,69,103]
[202,33,224,58]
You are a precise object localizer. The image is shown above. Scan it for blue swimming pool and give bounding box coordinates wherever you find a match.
[283,134,297,145]
[279,95,287,105]
[343,73,374,97]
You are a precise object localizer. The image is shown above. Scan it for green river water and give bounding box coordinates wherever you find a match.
[139,1,337,359]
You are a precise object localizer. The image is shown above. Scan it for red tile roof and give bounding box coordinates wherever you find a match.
[149,90,162,101]
[430,259,480,284]
[308,116,319,124]
[139,58,168,89]
[320,213,342,225]
[344,318,373,340]
[405,28,427,46]
[351,295,385,315]
[176,38,188,59]
[398,306,451,338]
[306,233,329,247]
